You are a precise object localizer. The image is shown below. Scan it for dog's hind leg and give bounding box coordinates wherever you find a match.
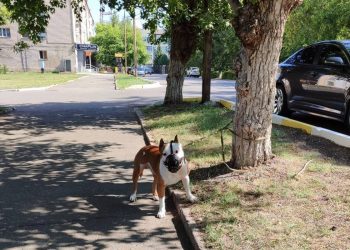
[130,164,141,202]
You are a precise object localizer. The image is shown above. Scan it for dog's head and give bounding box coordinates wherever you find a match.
[159,135,185,173]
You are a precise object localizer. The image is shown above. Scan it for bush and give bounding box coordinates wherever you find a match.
[0,65,8,74]
[52,70,60,74]
[222,70,235,80]
[211,71,219,78]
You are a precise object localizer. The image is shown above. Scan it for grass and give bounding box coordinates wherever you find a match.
[0,72,82,89]
[142,103,350,249]
[116,73,150,89]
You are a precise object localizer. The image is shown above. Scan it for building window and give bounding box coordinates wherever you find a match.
[39,51,48,60]
[0,28,11,38]
[39,32,47,41]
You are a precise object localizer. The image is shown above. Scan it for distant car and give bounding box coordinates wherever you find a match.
[130,66,145,76]
[274,40,350,130]
[186,67,200,77]
[137,67,146,76]
[144,67,153,75]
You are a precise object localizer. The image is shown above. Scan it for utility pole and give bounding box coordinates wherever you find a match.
[124,11,127,74]
[133,14,138,77]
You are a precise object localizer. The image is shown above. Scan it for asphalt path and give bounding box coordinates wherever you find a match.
[0,74,192,249]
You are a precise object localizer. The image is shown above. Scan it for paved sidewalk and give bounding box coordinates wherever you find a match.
[0,75,189,249]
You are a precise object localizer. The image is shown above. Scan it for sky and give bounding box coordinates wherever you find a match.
[87,0,143,28]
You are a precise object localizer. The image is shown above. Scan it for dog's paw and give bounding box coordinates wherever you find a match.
[129,193,137,202]
[188,194,198,203]
[156,209,166,218]
[152,195,159,201]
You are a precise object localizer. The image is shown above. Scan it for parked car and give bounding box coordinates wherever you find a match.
[274,40,350,130]
[136,67,146,76]
[144,67,153,75]
[186,67,200,77]
[130,66,145,76]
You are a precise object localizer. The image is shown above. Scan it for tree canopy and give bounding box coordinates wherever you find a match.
[282,0,350,60]
[90,19,148,67]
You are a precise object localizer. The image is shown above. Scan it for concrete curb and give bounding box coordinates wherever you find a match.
[214,98,350,149]
[134,107,206,250]
[126,81,161,90]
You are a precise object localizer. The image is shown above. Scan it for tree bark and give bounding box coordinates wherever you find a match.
[201,29,213,103]
[164,20,198,105]
[230,0,302,167]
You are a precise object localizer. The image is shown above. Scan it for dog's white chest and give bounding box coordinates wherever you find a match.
[160,164,187,185]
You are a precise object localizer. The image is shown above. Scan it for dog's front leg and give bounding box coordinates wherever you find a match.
[182,175,197,203]
[156,179,166,218]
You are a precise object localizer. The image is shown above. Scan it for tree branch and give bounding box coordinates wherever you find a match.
[228,0,241,12]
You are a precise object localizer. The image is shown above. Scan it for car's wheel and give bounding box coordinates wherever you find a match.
[273,84,289,115]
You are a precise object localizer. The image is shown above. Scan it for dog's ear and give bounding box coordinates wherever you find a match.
[159,139,165,151]
[174,135,179,143]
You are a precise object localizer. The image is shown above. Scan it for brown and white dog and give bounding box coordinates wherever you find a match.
[130,135,197,218]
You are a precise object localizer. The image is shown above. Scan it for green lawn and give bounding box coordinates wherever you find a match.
[142,103,350,250]
[0,72,82,89]
[116,73,150,89]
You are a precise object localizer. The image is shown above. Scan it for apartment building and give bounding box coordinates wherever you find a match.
[141,29,169,65]
[0,0,96,72]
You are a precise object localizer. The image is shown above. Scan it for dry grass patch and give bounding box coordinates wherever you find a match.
[142,103,350,249]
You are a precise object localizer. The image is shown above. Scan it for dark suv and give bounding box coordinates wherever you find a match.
[275,40,350,130]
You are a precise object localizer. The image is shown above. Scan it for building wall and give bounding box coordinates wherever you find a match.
[0,0,95,72]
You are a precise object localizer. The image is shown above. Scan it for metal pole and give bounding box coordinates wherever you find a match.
[124,11,127,74]
[133,14,138,77]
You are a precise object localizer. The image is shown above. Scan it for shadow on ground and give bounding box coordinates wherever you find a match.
[0,101,187,249]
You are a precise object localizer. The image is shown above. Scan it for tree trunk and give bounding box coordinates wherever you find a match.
[201,29,213,103]
[164,21,198,105]
[230,0,302,167]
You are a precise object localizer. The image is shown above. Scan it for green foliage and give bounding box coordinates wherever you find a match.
[222,70,235,80]
[282,0,350,60]
[153,45,169,65]
[90,20,148,67]
[187,23,240,72]
[187,50,203,68]
[212,28,240,71]
[0,3,10,25]
[154,54,169,66]
[0,65,8,74]
[211,71,219,78]
[0,0,84,43]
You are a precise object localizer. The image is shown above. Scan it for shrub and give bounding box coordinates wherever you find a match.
[0,65,8,74]
[211,71,219,79]
[222,70,235,80]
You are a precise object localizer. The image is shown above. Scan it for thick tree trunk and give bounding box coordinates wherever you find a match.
[165,59,186,104]
[201,29,213,103]
[164,21,198,105]
[230,0,302,167]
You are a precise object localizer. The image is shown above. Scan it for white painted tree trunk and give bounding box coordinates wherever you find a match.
[163,20,198,105]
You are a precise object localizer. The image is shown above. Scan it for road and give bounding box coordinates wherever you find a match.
[0,74,192,249]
